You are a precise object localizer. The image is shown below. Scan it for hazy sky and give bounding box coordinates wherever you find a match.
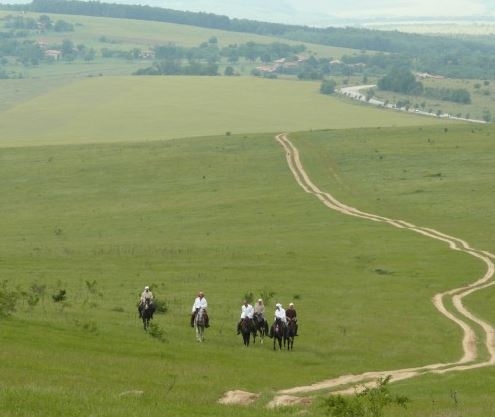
[2,0,494,25]
[120,0,495,24]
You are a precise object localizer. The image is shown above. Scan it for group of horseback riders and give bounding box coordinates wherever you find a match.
[236,298,299,337]
[138,287,298,337]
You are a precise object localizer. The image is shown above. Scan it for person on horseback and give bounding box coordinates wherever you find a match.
[138,286,154,317]
[269,303,286,338]
[191,291,209,328]
[254,298,265,319]
[237,299,254,335]
[285,302,298,336]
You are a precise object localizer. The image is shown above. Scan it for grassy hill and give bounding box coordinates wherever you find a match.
[0,76,443,148]
[1,7,495,417]
[1,123,494,416]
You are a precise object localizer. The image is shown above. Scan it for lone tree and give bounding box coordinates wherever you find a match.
[320,79,337,95]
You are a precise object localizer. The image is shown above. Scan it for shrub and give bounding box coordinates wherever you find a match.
[322,376,409,417]
[0,280,17,318]
[320,79,337,95]
[153,298,168,314]
[148,322,165,342]
[52,289,66,302]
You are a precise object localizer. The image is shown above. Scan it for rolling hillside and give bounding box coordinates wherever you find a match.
[0,5,494,417]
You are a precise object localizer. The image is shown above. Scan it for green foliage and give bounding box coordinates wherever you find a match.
[482,109,492,122]
[152,298,168,314]
[320,79,337,94]
[52,289,66,303]
[424,87,471,104]
[0,280,17,318]
[259,288,275,305]
[243,292,254,304]
[378,68,423,95]
[147,322,165,342]
[323,376,409,417]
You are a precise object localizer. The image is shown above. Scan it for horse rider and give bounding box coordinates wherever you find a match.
[191,291,209,327]
[285,302,298,336]
[269,303,286,338]
[139,285,153,311]
[138,285,154,317]
[237,299,254,334]
[254,298,265,318]
[140,285,154,304]
[253,298,266,326]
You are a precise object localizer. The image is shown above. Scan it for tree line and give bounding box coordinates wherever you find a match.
[377,68,472,104]
[4,0,494,79]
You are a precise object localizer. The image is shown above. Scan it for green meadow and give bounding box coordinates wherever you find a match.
[1,121,495,416]
[1,8,495,417]
[0,76,443,147]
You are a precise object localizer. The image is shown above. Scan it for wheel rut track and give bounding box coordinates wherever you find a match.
[273,132,495,398]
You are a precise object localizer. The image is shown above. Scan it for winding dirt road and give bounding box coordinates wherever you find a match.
[273,133,495,400]
[220,133,495,407]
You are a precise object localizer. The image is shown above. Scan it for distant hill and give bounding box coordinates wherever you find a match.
[3,0,495,26]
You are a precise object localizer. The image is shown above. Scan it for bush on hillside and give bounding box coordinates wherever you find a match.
[0,280,17,318]
[322,376,409,417]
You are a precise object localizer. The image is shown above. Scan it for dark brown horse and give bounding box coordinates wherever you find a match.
[240,318,255,347]
[253,313,269,344]
[284,318,296,350]
[272,318,285,350]
[138,298,155,330]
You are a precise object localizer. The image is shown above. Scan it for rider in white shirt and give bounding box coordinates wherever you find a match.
[269,303,286,337]
[274,303,286,323]
[191,291,209,327]
[237,300,254,334]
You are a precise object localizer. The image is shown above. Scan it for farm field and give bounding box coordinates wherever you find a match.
[1,122,495,416]
[0,75,443,148]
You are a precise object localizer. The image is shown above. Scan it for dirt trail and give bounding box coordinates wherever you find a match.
[220,133,495,407]
[272,133,495,398]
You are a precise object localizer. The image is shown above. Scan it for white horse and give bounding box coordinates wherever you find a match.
[194,307,206,342]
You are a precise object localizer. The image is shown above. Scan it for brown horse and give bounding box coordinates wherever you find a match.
[284,318,296,350]
[272,318,285,350]
[138,298,155,331]
[240,318,255,347]
[253,313,269,344]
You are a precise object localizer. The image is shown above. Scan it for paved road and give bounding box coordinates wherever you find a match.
[338,84,486,124]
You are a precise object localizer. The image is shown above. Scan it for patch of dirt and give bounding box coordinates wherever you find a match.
[267,395,312,408]
[118,390,144,397]
[217,390,260,405]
